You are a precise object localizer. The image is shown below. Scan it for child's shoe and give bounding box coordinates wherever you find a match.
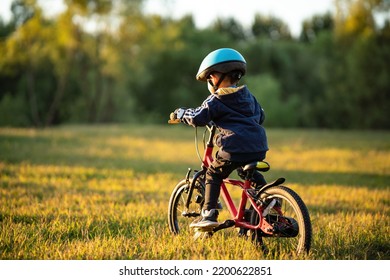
[190,209,219,231]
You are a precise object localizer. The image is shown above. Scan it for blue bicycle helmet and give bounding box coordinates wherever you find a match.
[196,48,247,82]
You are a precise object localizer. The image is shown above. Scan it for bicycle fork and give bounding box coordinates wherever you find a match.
[180,168,205,219]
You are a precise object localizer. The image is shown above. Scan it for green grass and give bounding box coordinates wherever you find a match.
[0,124,389,259]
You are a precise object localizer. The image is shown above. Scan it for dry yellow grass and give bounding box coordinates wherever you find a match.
[0,125,389,259]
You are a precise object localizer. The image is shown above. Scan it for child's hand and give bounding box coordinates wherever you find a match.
[169,112,177,121]
[168,108,186,124]
[174,108,187,120]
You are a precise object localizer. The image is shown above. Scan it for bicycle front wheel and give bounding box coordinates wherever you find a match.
[250,185,312,255]
[168,178,205,234]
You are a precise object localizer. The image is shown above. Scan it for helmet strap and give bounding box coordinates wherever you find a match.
[213,73,226,91]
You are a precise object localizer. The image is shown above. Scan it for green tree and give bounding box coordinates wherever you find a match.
[212,17,247,41]
[300,12,334,42]
[325,0,390,128]
[0,0,52,126]
[251,13,291,40]
[246,74,300,127]
[122,15,217,121]
[44,10,82,126]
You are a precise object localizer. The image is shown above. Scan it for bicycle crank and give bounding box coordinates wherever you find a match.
[213,219,235,232]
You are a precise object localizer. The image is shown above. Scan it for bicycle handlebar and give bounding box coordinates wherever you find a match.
[168,119,181,124]
[168,118,216,131]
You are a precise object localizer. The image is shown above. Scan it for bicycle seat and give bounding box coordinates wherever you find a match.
[243,161,270,172]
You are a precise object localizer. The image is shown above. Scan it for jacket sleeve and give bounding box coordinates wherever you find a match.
[251,94,265,125]
[259,107,265,125]
[182,95,216,127]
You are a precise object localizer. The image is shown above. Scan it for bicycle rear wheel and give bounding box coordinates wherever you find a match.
[168,178,205,234]
[250,185,312,255]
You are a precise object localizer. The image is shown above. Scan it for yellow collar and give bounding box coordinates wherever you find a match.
[216,85,245,95]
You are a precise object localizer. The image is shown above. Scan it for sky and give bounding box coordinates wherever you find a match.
[0,0,335,36]
[144,0,335,36]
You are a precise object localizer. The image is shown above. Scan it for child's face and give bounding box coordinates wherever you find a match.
[206,73,220,94]
[207,79,216,94]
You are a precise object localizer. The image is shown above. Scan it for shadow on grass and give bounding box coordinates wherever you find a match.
[265,169,389,190]
[1,133,389,189]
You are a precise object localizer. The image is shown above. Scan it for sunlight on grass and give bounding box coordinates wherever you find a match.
[268,148,389,175]
[105,136,197,164]
[0,125,389,260]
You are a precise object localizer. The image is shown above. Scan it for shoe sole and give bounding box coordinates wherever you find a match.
[190,222,219,232]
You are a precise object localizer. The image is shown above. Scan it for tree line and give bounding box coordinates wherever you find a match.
[0,0,389,129]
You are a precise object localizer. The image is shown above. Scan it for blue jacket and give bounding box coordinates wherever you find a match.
[182,85,268,162]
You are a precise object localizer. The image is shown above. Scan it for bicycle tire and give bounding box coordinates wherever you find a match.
[250,185,312,255]
[168,178,205,234]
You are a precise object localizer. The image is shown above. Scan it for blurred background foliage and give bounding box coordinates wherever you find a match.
[0,0,389,128]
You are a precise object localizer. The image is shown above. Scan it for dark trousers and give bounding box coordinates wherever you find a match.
[204,155,267,210]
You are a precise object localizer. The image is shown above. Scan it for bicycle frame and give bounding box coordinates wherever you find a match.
[192,124,274,234]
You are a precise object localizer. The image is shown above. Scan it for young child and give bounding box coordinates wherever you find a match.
[171,48,268,230]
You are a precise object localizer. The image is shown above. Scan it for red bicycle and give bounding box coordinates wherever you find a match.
[167,121,312,255]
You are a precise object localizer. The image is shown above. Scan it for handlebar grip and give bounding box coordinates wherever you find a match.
[168,119,181,124]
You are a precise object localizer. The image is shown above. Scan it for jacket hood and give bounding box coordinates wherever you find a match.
[216,85,257,117]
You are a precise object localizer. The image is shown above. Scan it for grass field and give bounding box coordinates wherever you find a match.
[0,124,389,260]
